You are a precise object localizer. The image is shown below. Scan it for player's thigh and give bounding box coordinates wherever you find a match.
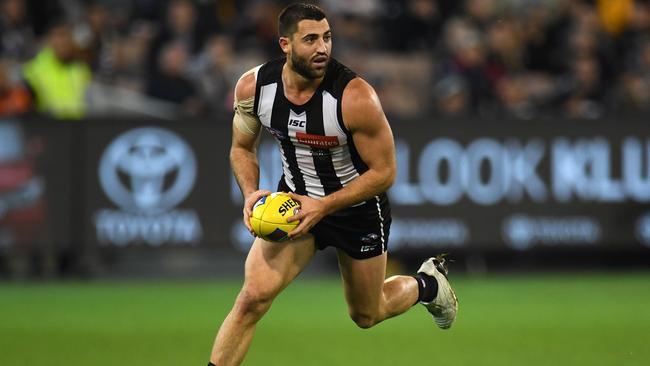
[243,234,317,299]
[336,249,387,313]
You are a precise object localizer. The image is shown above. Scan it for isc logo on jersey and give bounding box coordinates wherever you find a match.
[288,119,305,127]
[250,192,301,242]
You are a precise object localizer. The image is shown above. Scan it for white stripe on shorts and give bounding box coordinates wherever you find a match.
[374,195,386,252]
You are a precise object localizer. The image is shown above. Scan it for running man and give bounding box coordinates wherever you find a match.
[209,4,458,365]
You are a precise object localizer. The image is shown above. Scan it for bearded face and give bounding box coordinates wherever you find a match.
[282,19,332,80]
[290,50,328,79]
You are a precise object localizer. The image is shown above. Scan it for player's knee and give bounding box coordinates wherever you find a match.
[349,312,378,329]
[234,287,275,320]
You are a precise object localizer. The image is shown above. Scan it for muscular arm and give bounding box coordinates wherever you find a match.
[231,124,260,198]
[230,69,271,233]
[230,71,261,197]
[320,78,396,212]
[287,78,396,238]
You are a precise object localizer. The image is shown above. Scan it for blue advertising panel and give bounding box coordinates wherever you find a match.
[6,116,650,268]
[82,120,235,252]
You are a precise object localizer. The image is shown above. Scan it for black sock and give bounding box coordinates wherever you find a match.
[413,273,438,304]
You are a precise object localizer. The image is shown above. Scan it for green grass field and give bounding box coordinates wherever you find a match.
[1,273,649,365]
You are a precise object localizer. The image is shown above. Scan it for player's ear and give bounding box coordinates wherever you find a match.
[279,36,290,54]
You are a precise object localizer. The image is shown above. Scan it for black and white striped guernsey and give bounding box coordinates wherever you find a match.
[253,58,369,198]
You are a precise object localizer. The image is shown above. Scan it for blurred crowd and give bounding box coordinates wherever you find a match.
[1,0,650,120]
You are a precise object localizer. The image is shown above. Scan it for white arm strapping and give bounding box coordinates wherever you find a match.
[233,95,261,135]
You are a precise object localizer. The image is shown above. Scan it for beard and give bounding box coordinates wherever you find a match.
[290,52,328,80]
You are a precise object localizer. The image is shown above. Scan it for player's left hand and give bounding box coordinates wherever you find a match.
[286,192,330,239]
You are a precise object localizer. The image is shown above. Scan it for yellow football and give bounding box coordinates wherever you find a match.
[250,192,301,242]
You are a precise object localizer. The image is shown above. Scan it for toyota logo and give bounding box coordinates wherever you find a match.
[99,127,197,214]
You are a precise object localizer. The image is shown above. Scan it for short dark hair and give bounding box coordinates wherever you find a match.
[278,3,326,38]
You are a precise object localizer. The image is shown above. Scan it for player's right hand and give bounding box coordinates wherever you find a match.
[243,190,271,236]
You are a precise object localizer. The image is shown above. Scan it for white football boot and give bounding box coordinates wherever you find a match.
[417,254,458,329]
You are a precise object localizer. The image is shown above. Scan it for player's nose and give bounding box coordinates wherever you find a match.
[315,38,328,53]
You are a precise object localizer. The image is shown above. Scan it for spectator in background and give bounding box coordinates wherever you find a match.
[463,0,496,31]
[432,74,469,116]
[189,35,235,115]
[74,2,110,71]
[147,0,201,78]
[326,13,372,56]
[0,0,35,62]
[615,0,650,72]
[230,1,284,57]
[22,21,91,119]
[494,74,534,119]
[195,0,240,39]
[0,0,645,120]
[486,15,524,74]
[147,41,201,116]
[616,71,650,113]
[96,22,153,91]
[0,60,30,116]
[563,54,605,119]
[597,0,634,38]
[440,18,496,115]
[521,3,567,74]
[613,35,650,113]
[565,3,616,85]
[383,0,441,53]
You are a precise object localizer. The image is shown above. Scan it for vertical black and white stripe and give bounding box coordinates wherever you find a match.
[253,58,368,198]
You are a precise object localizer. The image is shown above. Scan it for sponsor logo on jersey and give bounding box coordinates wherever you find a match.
[288,110,307,130]
[288,119,306,128]
[296,132,340,148]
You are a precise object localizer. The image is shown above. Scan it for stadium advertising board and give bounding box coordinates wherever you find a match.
[0,119,72,276]
[387,118,650,252]
[6,117,650,256]
[83,120,235,250]
[95,127,201,246]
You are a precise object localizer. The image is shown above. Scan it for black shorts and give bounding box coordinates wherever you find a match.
[278,178,391,260]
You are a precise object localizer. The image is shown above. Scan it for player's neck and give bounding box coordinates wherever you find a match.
[282,63,323,94]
